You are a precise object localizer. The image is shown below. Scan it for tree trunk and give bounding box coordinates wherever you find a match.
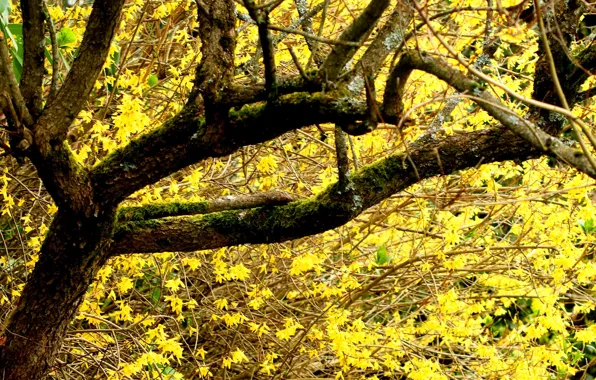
[0,209,116,379]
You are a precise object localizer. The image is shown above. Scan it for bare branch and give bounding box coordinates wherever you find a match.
[34,0,126,145]
[287,46,308,80]
[340,1,414,85]
[20,0,45,117]
[42,0,59,102]
[236,2,326,75]
[110,126,538,255]
[530,0,585,130]
[334,125,350,191]
[91,92,368,206]
[268,25,361,47]
[319,0,390,82]
[0,31,33,127]
[245,0,277,95]
[222,75,320,106]
[192,0,236,113]
[424,37,497,138]
[382,55,413,120]
[405,51,596,179]
[27,143,93,212]
[117,191,299,222]
[294,0,322,66]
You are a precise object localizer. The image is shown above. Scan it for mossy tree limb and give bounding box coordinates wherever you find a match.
[111,126,537,255]
[117,191,299,222]
[91,92,368,206]
[403,51,596,179]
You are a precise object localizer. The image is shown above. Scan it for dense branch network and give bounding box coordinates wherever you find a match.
[3,0,596,377]
[0,0,593,257]
[13,0,596,253]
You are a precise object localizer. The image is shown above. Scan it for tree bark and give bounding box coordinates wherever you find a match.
[0,209,116,379]
[0,0,594,377]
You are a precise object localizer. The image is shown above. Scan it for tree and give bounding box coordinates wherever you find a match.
[2,0,596,378]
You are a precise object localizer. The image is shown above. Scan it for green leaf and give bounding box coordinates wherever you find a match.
[0,23,23,82]
[580,218,596,234]
[151,287,161,303]
[57,27,76,48]
[375,245,391,266]
[0,21,15,53]
[587,218,596,233]
[161,366,175,375]
[147,74,158,87]
[0,0,11,25]
[8,24,22,82]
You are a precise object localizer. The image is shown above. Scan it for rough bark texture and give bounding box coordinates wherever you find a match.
[111,127,537,254]
[0,209,116,378]
[19,0,45,117]
[0,0,595,377]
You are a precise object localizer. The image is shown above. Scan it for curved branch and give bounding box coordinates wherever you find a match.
[91,92,368,206]
[530,0,585,128]
[110,126,538,255]
[404,51,596,179]
[34,0,125,144]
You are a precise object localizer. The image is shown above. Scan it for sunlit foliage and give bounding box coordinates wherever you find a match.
[2,0,596,378]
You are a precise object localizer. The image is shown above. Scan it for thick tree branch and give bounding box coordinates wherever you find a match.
[382,56,413,120]
[91,93,368,206]
[27,142,94,213]
[334,125,350,191]
[34,0,125,145]
[340,1,414,87]
[222,74,321,106]
[404,51,596,178]
[530,0,585,129]
[319,0,390,82]
[110,127,538,255]
[192,0,236,107]
[19,0,45,117]
[117,191,299,222]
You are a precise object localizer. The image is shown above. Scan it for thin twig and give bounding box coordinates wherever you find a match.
[306,0,330,70]
[99,2,149,120]
[287,46,308,80]
[334,125,350,191]
[268,24,361,47]
[42,0,60,101]
[245,0,277,95]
